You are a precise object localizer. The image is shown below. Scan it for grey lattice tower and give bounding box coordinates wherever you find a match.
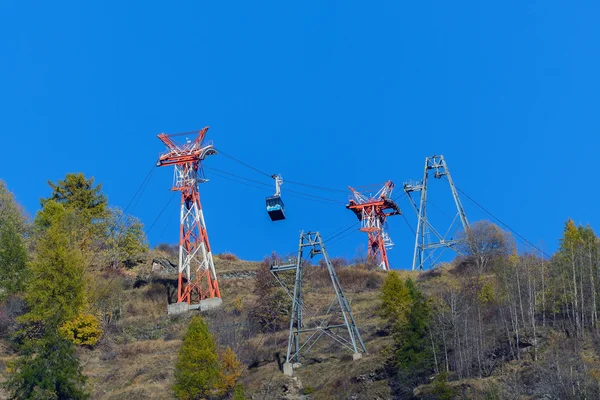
[270,231,367,376]
[404,155,470,270]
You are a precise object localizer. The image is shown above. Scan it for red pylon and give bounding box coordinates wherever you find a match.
[156,127,221,304]
[346,181,401,270]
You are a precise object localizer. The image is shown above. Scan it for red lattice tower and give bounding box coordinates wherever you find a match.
[156,127,221,304]
[346,181,401,270]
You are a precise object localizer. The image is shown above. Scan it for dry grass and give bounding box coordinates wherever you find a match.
[217,252,239,261]
[2,256,409,400]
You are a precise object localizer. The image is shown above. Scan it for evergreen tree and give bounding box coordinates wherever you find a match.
[4,320,89,399]
[173,316,223,400]
[41,173,107,221]
[379,271,412,331]
[0,180,26,234]
[0,180,28,298]
[394,279,434,392]
[0,221,28,299]
[25,206,87,326]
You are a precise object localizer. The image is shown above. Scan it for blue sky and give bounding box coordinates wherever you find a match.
[1,1,598,268]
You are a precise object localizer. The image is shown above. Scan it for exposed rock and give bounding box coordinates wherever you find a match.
[152,257,177,274]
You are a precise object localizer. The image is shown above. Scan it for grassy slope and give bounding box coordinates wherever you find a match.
[0,252,418,400]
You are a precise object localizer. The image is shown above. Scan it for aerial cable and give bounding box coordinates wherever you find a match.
[123,164,156,216]
[207,169,273,192]
[215,148,272,178]
[146,191,178,235]
[400,213,416,235]
[324,222,360,246]
[285,179,348,194]
[205,166,273,189]
[215,147,348,194]
[322,221,360,241]
[448,178,550,258]
[206,166,345,205]
[207,169,341,206]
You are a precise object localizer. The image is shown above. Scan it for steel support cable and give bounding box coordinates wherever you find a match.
[324,222,360,245]
[447,177,550,258]
[285,179,348,194]
[94,190,179,304]
[89,162,156,265]
[208,169,340,206]
[205,166,345,205]
[207,169,273,192]
[85,163,162,302]
[215,147,348,194]
[400,212,416,235]
[322,221,360,241]
[123,164,157,215]
[157,201,180,242]
[215,148,272,178]
[146,191,179,235]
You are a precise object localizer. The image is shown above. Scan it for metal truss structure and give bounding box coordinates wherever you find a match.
[271,231,367,376]
[404,155,470,270]
[346,181,401,270]
[156,127,221,305]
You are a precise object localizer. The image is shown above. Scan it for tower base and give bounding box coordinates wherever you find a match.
[167,298,223,315]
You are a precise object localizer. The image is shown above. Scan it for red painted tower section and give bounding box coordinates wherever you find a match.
[346,181,401,270]
[156,127,221,304]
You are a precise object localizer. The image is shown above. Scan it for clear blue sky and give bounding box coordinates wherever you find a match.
[1,1,598,268]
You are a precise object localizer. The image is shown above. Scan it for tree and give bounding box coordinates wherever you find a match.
[249,253,291,332]
[379,271,412,331]
[0,180,26,234]
[173,316,223,400]
[0,181,28,299]
[4,322,89,399]
[24,206,87,327]
[0,221,28,299]
[394,279,434,393]
[459,221,514,274]
[218,346,244,396]
[174,316,244,400]
[41,173,107,221]
[102,207,148,268]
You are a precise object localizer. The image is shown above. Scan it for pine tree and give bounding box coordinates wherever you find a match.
[0,180,26,234]
[395,279,434,387]
[173,316,223,400]
[0,221,28,299]
[4,320,89,399]
[379,271,412,332]
[41,173,107,221]
[0,180,28,299]
[25,206,87,327]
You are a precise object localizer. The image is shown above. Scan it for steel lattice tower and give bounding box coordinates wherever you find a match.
[156,127,221,311]
[271,231,367,376]
[404,155,469,270]
[346,181,401,270]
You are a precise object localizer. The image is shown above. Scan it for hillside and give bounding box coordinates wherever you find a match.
[2,189,600,400]
[0,249,413,399]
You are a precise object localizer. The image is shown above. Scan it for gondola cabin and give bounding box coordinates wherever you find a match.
[266,195,286,221]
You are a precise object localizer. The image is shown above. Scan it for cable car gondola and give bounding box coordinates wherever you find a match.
[266,174,286,221]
